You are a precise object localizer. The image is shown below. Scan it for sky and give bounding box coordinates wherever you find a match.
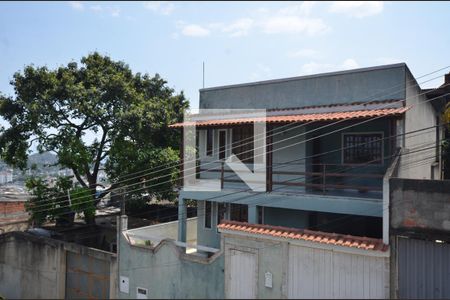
[0,1,449,110]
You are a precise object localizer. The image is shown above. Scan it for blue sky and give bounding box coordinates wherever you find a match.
[0,1,449,110]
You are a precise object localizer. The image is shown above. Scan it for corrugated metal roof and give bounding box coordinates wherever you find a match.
[169,106,409,128]
[218,220,388,252]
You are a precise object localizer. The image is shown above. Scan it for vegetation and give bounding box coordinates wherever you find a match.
[0,52,188,223]
[25,176,96,225]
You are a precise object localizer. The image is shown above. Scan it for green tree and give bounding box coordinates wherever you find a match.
[25,176,96,225]
[0,52,188,223]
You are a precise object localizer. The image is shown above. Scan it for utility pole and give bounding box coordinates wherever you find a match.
[202,61,205,88]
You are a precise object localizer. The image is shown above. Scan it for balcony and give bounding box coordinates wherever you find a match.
[197,160,385,199]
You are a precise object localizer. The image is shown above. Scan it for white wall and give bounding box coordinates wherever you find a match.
[222,232,389,299]
[400,70,438,179]
[288,244,389,299]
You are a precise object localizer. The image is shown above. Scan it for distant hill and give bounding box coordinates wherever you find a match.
[27,152,58,168]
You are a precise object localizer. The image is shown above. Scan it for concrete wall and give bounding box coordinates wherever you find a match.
[200,64,406,110]
[390,178,450,234]
[400,69,438,179]
[118,233,224,299]
[221,231,389,299]
[127,217,198,245]
[0,231,117,299]
[0,232,65,299]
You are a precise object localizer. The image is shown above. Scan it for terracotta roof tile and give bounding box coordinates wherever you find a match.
[217,220,388,252]
[169,107,409,128]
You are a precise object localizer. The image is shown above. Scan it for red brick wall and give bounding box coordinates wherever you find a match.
[0,201,26,215]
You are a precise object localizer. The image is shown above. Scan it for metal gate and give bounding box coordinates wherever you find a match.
[65,251,111,299]
[288,244,388,299]
[398,237,450,299]
[226,249,257,299]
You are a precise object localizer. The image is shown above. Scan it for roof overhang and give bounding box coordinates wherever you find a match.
[170,100,408,128]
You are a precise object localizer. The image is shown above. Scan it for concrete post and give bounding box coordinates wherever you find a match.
[120,215,128,231]
[248,205,258,224]
[178,197,187,242]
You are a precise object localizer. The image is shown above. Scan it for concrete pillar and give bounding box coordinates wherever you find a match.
[120,215,128,231]
[248,205,258,224]
[178,197,187,242]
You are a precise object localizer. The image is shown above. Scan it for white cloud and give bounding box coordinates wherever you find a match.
[89,5,102,12]
[301,61,334,74]
[329,1,384,18]
[143,1,175,15]
[278,1,316,16]
[341,58,359,69]
[288,49,318,58]
[109,7,120,17]
[300,58,360,75]
[69,2,119,17]
[177,1,330,38]
[181,24,210,37]
[69,1,84,11]
[376,57,403,65]
[261,16,329,35]
[222,18,254,37]
[250,63,272,81]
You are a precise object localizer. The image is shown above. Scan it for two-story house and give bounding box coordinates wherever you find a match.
[118,63,446,299]
[171,63,442,250]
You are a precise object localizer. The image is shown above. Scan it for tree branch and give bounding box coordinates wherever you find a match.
[72,167,88,188]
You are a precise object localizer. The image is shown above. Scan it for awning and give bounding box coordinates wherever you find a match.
[169,106,409,128]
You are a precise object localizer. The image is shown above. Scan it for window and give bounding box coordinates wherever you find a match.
[204,201,212,229]
[230,204,248,222]
[206,128,213,156]
[217,203,227,225]
[257,206,264,224]
[232,126,254,163]
[343,133,383,164]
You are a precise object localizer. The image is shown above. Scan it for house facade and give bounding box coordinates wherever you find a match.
[174,63,442,250]
[117,63,445,299]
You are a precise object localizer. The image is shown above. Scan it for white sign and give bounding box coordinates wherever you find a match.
[265,271,273,288]
[120,276,129,294]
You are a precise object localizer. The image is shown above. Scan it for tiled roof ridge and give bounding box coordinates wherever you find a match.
[218,220,388,252]
[266,98,404,112]
[169,106,409,128]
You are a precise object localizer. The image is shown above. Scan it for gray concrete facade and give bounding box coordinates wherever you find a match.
[200,64,406,110]
[0,231,117,299]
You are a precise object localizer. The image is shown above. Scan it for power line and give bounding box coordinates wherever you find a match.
[27,68,450,202]
[25,84,450,210]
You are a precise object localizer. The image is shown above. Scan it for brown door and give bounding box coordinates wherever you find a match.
[219,130,226,160]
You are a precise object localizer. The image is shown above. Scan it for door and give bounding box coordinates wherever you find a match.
[398,237,450,299]
[219,130,227,160]
[65,252,110,299]
[227,249,257,299]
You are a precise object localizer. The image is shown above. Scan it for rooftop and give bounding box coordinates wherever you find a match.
[200,63,407,92]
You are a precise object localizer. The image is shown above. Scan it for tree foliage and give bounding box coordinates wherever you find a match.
[1,52,188,222]
[25,176,95,225]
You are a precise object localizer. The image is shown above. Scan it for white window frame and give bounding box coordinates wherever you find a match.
[341,132,384,166]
